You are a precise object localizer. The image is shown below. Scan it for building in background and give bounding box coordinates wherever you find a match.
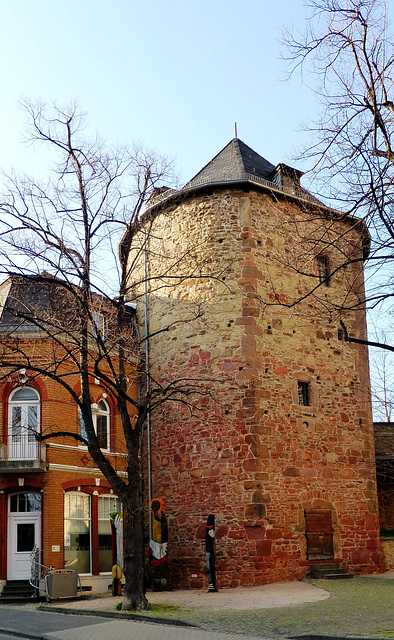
[0,275,134,593]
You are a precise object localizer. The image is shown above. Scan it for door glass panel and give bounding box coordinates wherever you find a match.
[28,406,38,441]
[17,523,35,552]
[27,494,41,512]
[12,407,21,442]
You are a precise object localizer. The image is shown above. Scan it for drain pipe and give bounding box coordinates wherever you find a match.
[144,227,152,535]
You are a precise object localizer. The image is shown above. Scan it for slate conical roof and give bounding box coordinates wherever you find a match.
[184,138,276,190]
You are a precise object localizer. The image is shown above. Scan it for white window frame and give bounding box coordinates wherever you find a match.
[79,398,110,450]
[64,492,92,574]
[98,494,121,574]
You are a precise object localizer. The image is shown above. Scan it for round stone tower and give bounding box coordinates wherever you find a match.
[128,138,382,588]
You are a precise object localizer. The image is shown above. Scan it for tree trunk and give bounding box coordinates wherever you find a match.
[121,475,150,611]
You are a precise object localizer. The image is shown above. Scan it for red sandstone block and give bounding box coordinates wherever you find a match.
[365,514,378,529]
[266,529,283,540]
[301,468,317,478]
[256,541,272,555]
[229,529,247,539]
[273,366,288,375]
[351,549,370,564]
[340,468,356,478]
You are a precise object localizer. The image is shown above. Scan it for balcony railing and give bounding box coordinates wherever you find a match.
[0,436,47,472]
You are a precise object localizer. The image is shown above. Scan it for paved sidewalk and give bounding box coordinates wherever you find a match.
[42,579,330,613]
[43,620,266,640]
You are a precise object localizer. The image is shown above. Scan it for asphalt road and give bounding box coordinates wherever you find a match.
[0,606,104,638]
[0,606,264,640]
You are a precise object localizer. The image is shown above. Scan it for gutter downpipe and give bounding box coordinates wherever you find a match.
[144,228,152,535]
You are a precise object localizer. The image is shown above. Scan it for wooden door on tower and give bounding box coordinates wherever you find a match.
[305,509,334,560]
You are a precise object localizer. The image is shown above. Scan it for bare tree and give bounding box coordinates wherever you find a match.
[0,102,219,610]
[365,323,394,421]
[255,0,394,355]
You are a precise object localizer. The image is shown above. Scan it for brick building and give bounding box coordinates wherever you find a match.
[0,275,133,593]
[129,138,383,588]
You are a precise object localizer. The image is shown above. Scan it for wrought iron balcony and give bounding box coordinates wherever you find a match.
[0,436,47,472]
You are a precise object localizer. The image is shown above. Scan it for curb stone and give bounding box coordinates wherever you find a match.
[0,628,44,640]
[290,637,386,640]
[38,604,199,628]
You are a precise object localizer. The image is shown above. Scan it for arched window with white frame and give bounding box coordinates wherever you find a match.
[94,399,110,450]
[8,386,40,460]
[78,398,110,450]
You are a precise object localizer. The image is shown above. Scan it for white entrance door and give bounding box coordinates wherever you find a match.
[8,494,41,581]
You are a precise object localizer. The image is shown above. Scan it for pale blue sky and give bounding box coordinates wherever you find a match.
[1,0,393,408]
[0,0,315,183]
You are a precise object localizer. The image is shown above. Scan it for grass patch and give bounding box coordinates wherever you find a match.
[145,603,187,614]
[116,600,190,615]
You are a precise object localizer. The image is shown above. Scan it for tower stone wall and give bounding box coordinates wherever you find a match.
[130,181,382,588]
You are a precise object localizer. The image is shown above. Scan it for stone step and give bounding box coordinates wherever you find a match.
[308,563,340,571]
[310,568,347,576]
[0,580,38,603]
[308,563,354,579]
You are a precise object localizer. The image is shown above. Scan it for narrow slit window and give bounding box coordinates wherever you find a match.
[316,255,330,286]
[298,381,311,406]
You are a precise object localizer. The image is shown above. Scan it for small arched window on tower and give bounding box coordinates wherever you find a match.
[298,381,311,406]
[316,255,330,287]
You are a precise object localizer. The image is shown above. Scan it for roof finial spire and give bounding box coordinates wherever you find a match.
[234,122,238,139]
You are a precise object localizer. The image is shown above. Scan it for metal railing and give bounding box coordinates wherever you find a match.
[1,436,46,462]
[30,545,48,595]
[144,171,324,213]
